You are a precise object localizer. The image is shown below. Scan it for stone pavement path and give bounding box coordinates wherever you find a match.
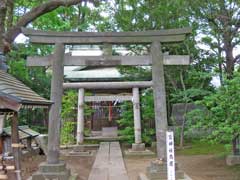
[88,142,129,180]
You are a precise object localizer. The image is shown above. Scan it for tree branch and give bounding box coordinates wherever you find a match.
[164,71,178,91]
[6,0,14,30]
[234,54,240,63]
[0,0,7,51]
[5,0,95,44]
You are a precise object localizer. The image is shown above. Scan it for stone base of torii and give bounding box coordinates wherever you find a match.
[138,162,191,180]
[30,162,74,180]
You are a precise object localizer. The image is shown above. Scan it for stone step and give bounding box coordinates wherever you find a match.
[38,162,67,173]
[31,170,71,180]
[146,170,185,180]
[91,131,102,136]
[69,174,78,180]
[147,161,180,171]
[138,173,192,180]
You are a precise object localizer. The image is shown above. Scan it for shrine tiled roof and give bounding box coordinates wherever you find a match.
[0,70,51,108]
[64,66,123,82]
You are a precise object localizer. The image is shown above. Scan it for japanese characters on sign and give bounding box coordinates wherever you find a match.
[166,131,176,180]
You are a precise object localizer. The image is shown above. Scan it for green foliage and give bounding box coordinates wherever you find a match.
[30,125,48,134]
[62,90,78,121]
[6,0,240,152]
[118,89,155,145]
[171,88,211,104]
[61,121,76,145]
[176,140,228,156]
[61,90,94,145]
[118,102,134,144]
[6,44,51,126]
[187,73,240,144]
[62,90,94,120]
[13,1,104,32]
[7,44,52,99]
[187,0,240,78]
[118,66,152,81]
[115,0,190,31]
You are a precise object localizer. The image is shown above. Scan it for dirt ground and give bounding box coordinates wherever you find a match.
[124,155,240,180]
[62,153,95,180]
[176,155,240,180]
[6,150,95,180]
[124,156,155,180]
[6,155,46,180]
[6,150,240,180]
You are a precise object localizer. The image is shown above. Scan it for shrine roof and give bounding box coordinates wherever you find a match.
[64,66,123,82]
[3,126,40,139]
[0,70,51,111]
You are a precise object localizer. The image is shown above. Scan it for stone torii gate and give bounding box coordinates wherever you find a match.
[22,27,191,180]
[63,81,153,151]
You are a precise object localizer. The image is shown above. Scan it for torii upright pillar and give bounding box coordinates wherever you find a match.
[32,44,71,180]
[151,41,168,161]
[146,41,185,179]
[47,43,64,164]
[77,88,85,144]
[132,87,145,151]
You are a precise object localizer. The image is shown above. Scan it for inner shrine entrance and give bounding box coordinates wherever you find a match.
[22,27,191,180]
[63,81,152,151]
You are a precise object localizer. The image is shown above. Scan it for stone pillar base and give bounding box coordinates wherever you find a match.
[73,145,85,152]
[124,143,155,157]
[69,145,94,156]
[31,161,72,180]
[132,143,145,151]
[145,160,184,180]
[226,155,240,166]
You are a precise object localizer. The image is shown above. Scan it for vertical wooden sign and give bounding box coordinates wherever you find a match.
[166,131,176,180]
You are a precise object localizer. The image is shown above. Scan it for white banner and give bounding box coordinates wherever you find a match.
[166,131,176,180]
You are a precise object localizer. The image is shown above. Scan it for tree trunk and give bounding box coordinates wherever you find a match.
[224,43,235,79]
[6,0,14,30]
[0,0,7,51]
[232,135,239,155]
[4,0,87,44]
[217,39,224,86]
[179,70,188,149]
[218,62,223,85]
[180,103,188,149]
[220,3,235,79]
[44,108,49,128]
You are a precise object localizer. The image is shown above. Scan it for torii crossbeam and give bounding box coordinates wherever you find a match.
[22,27,191,44]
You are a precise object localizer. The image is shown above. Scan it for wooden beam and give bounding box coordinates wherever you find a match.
[27,55,190,66]
[84,95,132,102]
[63,81,153,89]
[0,97,21,112]
[21,27,191,44]
[11,112,21,180]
